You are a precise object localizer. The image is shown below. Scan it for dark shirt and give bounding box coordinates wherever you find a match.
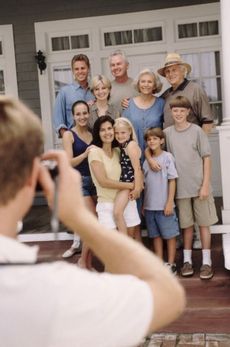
[162,79,213,128]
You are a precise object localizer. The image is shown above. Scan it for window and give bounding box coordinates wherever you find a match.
[134,27,162,43]
[104,25,163,47]
[181,51,222,124]
[53,67,72,97]
[104,30,132,46]
[51,34,90,51]
[178,20,219,39]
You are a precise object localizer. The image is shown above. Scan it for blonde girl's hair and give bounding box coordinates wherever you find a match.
[114,118,138,143]
[134,68,162,94]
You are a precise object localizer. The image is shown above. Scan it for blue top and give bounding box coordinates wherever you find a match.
[143,151,178,210]
[71,130,91,176]
[122,97,164,162]
[53,81,94,134]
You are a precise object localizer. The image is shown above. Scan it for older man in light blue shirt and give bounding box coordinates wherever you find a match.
[53,54,95,137]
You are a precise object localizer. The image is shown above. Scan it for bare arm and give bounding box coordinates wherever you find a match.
[62,131,92,167]
[126,141,143,199]
[121,97,130,109]
[39,150,186,333]
[145,147,162,172]
[199,156,211,199]
[164,179,176,216]
[90,160,134,190]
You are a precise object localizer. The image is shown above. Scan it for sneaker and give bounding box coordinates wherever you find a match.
[165,263,177,275]
[181,262,194,277]
[62,244,82,258]
[200,264,214,280]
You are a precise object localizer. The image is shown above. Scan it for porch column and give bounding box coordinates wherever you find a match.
[219,0,230,216]
[217,0,230,269]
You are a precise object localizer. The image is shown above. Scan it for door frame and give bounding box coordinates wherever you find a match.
[0,24,18,96]
[35,3,220,150]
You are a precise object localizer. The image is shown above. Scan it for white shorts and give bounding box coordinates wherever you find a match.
[96,200,140,230]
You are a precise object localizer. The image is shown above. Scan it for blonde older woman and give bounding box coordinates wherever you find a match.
[122,69,164,162]
[89,74,119,129]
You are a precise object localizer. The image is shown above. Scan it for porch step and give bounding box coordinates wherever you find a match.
[160,234,230,334]
[223,233,230,270]
[26,235,230,334]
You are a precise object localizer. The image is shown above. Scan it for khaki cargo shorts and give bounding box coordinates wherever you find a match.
[176,195,218,228]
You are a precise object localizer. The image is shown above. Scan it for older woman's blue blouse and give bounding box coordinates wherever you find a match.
[122,97,165,161]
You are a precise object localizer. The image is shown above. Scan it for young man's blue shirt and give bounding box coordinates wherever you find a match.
[53,81,94,135]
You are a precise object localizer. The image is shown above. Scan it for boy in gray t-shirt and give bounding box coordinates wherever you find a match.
[143,127,179,275]
[164,96,218,280]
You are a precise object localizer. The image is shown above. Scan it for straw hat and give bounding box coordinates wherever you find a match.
[157,53,192,77]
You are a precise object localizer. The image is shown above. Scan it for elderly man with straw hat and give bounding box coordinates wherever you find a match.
[158,52,214,134]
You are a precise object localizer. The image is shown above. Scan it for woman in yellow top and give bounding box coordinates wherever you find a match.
[88,115,140,235]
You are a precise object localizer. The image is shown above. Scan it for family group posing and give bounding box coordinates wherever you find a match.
[54,50,218,279]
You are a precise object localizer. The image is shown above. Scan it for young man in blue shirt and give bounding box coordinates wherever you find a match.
[53,54,95,137]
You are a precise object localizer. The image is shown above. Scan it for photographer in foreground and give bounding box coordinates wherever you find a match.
[0,95,185,347]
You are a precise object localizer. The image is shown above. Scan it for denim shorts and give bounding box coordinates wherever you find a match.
[81,176,96,197]
[144,209,180,240]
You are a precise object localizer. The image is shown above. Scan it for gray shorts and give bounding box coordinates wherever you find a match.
[176,195,218,228]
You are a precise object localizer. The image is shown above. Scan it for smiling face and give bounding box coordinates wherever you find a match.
[99,121,115,144]
[164,64,185,89]
[109,55,129,79]
[138,73,155,95]
[114,125,131,145]
[93,81,110,101]
[171,106,190,125]
[72,60,89,84]
[73,102,90,127]
[146,135,164,153]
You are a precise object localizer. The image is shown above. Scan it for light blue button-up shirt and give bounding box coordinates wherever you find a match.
[53,81,95,135]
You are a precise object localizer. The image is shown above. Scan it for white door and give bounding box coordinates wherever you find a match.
[0,25,18,96]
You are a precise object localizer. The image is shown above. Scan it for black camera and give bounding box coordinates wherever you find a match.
[36,160,59,192]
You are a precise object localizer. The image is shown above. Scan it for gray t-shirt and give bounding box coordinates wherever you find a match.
[143,151,178,210]
[110,77,138,114]
[164,123,211,199]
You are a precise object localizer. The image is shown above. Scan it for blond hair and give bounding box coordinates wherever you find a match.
[90,74,111,93]
[0,96,43,205]
[114,118,138,143]
[134,68,162,94]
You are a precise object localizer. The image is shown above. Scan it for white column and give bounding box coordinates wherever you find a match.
[218,0,230,218]
[220,0,230,126]
[216,0,230,269]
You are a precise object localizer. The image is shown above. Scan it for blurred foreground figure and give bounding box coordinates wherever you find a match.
[0,95,185,347]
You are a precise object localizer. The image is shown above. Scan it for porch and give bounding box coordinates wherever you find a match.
[20,203,230,338]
